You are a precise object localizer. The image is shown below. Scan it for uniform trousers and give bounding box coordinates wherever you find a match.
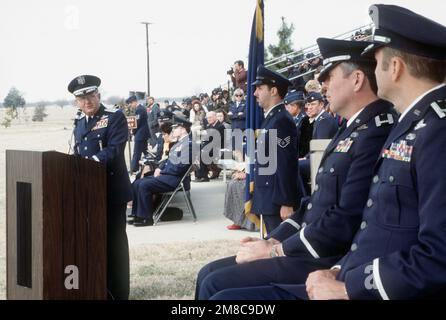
[195,254,338,300]
[107,202,130,300]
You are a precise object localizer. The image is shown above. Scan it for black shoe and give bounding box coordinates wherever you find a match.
[134,218,154,227]
[127,214,136,225]
[194,177,210,182]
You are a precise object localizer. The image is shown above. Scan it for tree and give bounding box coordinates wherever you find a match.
[267,17,295,71]
[3,87,26,119]
[32,102,48,122]
[105,96,125,106]
[1,108,14,128]
[55,99,70,109]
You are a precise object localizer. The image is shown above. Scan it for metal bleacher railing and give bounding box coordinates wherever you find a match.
[216,23,373,91]
[265,23,373,80]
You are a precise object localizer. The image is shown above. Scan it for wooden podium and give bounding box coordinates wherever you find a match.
[6,150,107,299]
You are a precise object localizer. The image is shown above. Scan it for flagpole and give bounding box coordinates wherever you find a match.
[260,214,264,239]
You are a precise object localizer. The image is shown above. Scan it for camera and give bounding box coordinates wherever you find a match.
[227,68,234,75]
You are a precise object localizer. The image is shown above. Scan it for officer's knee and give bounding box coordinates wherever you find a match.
[198,271,228,300]
[209,288,234,300]
[139,180,154,193]
[196,263,212,289]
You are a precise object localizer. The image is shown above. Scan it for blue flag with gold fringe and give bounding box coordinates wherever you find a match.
[244,0,264,230]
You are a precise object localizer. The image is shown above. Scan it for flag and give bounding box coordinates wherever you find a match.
[244,0,264,231]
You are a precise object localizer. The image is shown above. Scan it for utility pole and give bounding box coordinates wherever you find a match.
[141,22,152,97]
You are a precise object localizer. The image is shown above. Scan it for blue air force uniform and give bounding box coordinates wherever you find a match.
[74,105,132,204]
[69,74,131,300]
[195,39,396,300]
[250,103,299,231]
[249,65,300,232]
[333,4,446,299]
[284,90,312,158]
[312,110,338,139]
[197,100,395,300]
[127,95,151,172]
[299,92,338,194]
[305,92,338,140]
[244,4,446,301]
[335,85,446,300]
[132,127,192,225]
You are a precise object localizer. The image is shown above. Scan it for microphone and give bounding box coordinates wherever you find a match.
[68,109,83,154]
[74,108,83,127]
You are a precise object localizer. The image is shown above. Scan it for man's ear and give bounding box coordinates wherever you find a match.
[270,86,279,97]
[391,57,404,82]
[353,70,366,92]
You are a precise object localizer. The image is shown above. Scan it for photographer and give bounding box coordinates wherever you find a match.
[228,60,247,93]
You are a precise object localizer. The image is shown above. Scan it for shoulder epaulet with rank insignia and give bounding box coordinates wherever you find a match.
[430,100,446,119]
[375,113,394,127]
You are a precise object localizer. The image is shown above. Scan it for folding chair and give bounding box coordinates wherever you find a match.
[152,165,197,225]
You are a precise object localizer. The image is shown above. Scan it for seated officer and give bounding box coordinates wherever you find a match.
[195,38,396,300]
[299,91,339,194]
[303,4,446,300]
[306,91,338,140]
[127,95,151,174]
[69,75,131,300]
[130,115,193,226]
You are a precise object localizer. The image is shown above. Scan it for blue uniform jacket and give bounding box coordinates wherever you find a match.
[268,100,395,262]
[74,104,132,205]
[295,112,307,128]
[133,104,150,141]
[157,134,193,189]
[228,100,246,130]
[296,113,312,158]
[336,85,446,300]
[312,111,338,139]
[251,104,299,216]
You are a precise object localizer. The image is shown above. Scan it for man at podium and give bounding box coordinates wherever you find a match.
[68,75,131,300]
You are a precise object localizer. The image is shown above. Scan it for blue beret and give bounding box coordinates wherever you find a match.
[251,65,292,89]
[126,95,137,104]
[284,90,305,104]
[68,75,101,97]
[363,4,446,59]
[316,38,376,82]
[305,92,324,103]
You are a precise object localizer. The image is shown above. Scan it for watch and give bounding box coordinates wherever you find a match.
[270,244,279,258]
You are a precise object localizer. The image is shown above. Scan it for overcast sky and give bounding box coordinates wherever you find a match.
[0,0,444,102]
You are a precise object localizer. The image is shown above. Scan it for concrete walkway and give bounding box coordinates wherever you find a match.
[126,178,258,245]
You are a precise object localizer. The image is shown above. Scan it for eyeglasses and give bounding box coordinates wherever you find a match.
[76,93,98,102]
[235,94,243,97]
